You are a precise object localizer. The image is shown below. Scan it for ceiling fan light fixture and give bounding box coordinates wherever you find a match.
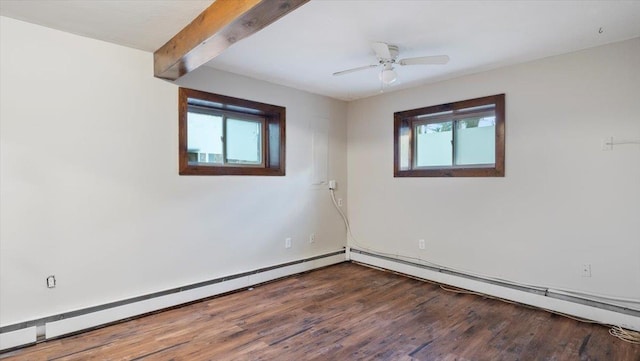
[380,68,397,84]
[333,42,449,88]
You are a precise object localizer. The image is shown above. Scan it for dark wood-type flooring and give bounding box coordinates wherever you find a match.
[2,262,638,360]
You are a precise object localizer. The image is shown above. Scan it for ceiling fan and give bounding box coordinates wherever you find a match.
[333,42,450,85]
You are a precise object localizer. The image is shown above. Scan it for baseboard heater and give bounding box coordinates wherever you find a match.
[0,250,346,352]
[349,248,640,330]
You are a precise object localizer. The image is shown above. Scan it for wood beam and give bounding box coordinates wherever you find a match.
[154,0,309,80]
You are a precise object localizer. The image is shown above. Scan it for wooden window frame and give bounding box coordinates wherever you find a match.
[179,88,285,176]
[394,94,505,177]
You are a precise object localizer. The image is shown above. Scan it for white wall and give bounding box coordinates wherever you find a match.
[2,12,638,338]
[0,16,348,327]
[347,38,640,310]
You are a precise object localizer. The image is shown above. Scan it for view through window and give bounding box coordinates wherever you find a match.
[394,94,505,177]
[179,88,285,176]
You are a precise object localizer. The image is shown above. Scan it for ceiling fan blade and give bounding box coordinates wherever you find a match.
[333,64,378,76]
[371,42,392,59]
[399,55,450,66]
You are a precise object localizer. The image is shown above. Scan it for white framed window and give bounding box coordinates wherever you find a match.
[187,107,265,167]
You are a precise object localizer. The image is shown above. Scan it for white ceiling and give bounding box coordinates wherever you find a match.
[2,1,640,101]
[0,0,212,51]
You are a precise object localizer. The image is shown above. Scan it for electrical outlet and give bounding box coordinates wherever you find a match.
[337,198,343,207]
[582,264,592,278]
[418,239,425,250]
[46,275,56,288]
[328,180,337,190]
[601,137,613,151]
[309,233,315,243]
[285,237,292,248]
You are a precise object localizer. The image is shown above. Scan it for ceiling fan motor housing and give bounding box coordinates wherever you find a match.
[332,42,449,79]
[380,45,400,63]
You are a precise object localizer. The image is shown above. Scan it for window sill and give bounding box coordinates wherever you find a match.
[394,166,504,177]
[179,165,285,176]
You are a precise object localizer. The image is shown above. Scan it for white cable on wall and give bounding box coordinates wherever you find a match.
[330,188,639,305]
[329,188,640,343]
[328,187,640,305]
[608,141,640,145]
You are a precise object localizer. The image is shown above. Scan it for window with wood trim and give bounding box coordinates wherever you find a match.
[179,88,285,176]
[394,94,505,177]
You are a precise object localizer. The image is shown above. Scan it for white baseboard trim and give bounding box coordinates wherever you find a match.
[0,327,36,352]
[0,251,346,352]
[349,249,640,332]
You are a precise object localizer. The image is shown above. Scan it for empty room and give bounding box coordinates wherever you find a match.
[1,0,639,359]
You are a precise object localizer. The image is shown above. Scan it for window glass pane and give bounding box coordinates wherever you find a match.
[415,121,453,167]
[455,116,495,165]
[269,122,280,167]
[227,118,262,165]
[415,110,453,123]
[399,121,411,170]
[187,112,223,164]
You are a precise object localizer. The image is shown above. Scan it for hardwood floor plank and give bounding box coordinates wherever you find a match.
[1,262,638,360]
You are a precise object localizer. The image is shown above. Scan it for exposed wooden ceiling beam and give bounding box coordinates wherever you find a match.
[154,0,309,80]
